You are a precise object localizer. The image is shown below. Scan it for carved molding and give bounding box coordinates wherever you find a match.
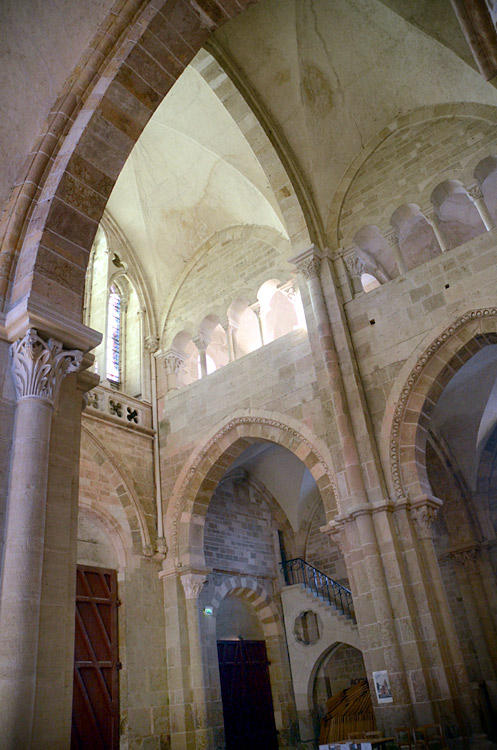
[389,309,497,500]
[451,545,480,570]
[10,328,82,405]
[344,253,366,277]
[181,572,207,600]
[170,416,338,561]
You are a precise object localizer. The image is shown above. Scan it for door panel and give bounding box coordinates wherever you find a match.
[71,565,119,750]
[217,639,278,750]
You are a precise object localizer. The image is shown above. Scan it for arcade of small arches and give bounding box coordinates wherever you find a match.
[343,153,497,293]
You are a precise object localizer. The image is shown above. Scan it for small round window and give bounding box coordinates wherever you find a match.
[294,610,321,645]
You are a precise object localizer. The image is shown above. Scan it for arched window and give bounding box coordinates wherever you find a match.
[106,285,122,384]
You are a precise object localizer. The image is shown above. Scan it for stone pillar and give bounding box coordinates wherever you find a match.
[344,252,366,295]
[0,329,82,747]
[468,185,495,230]
[451,546,497,707]
[291,245,369,508]
[180,571,211,748]
[410,501,478,737]
[193,335,208,378]
[387,232,408,275]
[424,207,449,252]
[159,569,194,749]
[163,348,186,391]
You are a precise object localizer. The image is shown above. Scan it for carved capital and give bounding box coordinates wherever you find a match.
[298,257,321,280]
[163,349,186,376]
[144,335,160,353]
[410,503,438,538]
[344,253,366,277]
[387,232,399,248]
[10,328,82,405]
[468,185,483,202]
[181,572,207,600]
[193,334,209,352]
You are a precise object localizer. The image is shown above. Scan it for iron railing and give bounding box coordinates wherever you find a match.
[280,557,355,621]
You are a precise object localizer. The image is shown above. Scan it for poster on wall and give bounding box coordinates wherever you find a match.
[372,670,393,704]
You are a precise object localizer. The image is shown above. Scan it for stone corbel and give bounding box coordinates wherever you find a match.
[449,544,480,570]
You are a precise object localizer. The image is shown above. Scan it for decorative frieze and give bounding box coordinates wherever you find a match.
[10,328,82,405]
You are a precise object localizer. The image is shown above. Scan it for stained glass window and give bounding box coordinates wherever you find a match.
[106,286,121,383]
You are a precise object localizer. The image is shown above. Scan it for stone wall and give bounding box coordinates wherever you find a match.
[341,229,497,445]
[204,477,277,578]
[305,502,347,584]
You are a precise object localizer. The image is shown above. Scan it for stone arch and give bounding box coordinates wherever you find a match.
[385,308,497,503]
[207,575,282,637]
[164,410,338,566]
[0,0,264,327]
[328,103,497,248]
[80,425,152,555]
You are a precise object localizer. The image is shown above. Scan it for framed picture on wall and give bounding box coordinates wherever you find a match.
[372,670,393,704]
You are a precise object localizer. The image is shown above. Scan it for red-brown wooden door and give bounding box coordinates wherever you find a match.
[71,565,119,749]
[217,639,278,750]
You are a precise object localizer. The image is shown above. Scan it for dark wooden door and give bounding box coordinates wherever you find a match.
[71,565,119,749]
[217,639,278,750]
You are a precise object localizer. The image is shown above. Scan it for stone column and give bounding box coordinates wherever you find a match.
[0,329,82,747]
[193,334,208,378]
[252,302,265,345]
[387,232,408,275]
[180,571,211,748]
[163,348,186,391]
[221,320,235,362]
[344,252,366,295]
[424,207,449,252]
[291,245,368,508]
[468,185,495,230]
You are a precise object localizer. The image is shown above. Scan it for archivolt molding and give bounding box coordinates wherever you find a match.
[389,308,497,501]
[166,411,338,563]
[81,423,153,555]
[206,575,281,635]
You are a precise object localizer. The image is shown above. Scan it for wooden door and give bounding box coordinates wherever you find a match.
[71,565,119,749]
[217,639,279,750]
